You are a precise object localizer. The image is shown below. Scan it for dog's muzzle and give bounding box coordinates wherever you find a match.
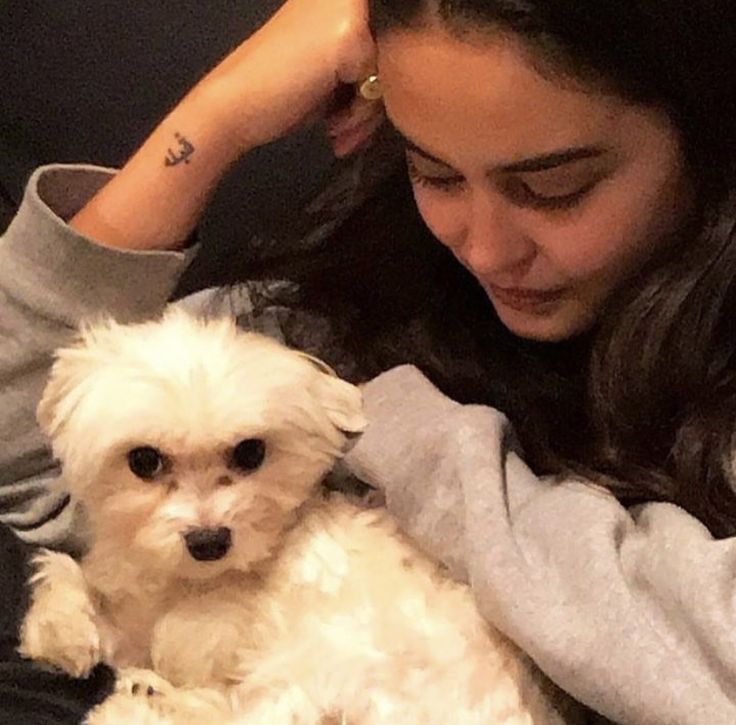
[184,527,232,562]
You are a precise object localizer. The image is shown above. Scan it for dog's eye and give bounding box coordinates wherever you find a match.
[231,439,266,472]
[128,446,165,479]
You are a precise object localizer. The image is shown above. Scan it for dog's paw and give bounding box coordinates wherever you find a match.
[84,668,179,725]
[115,667,176,698]
[100,668,232,724]
[85,692,175,725]
[19,609,101,678]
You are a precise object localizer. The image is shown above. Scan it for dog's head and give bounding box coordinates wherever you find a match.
[38,309,366,579]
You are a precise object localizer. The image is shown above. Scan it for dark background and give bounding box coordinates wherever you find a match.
[0,0,354,292]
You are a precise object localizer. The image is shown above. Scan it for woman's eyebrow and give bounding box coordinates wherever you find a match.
[500,147,607,173]
[393,127,453,167]
[389,119,607,173]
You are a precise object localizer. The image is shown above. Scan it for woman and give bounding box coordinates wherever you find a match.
[2,0,736,721]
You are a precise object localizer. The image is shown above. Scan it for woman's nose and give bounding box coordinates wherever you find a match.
[458,192,536,280]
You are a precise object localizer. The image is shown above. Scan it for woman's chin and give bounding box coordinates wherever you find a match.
[492,297,595,342]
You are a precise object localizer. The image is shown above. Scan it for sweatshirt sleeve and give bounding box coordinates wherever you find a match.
[0,164,197,550]
[345,365,736,725]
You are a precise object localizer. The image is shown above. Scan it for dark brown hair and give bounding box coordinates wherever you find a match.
[272,0,736,536]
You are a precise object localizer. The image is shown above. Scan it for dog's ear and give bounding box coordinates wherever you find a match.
[37,346,90,442]
[37,320,115,443]
[313,373,367,434]
[295,351,367,434]
[37,362,62,438]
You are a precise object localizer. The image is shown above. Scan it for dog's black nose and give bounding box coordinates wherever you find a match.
[183,527,232,562]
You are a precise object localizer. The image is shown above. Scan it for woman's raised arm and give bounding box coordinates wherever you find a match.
[71,0,379,251]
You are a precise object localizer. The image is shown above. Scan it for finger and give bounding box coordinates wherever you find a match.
[330,107,386,158]
[326,93,381,135]
[325,82,358,119]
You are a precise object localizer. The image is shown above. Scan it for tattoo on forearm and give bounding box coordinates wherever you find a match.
[164,132,195,167]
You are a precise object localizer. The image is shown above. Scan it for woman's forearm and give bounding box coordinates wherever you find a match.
[69,87,241,252]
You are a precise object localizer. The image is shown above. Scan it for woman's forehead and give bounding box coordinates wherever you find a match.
[376,27,634,170]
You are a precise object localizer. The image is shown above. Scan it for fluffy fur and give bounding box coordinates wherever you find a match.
[19,309,577,724]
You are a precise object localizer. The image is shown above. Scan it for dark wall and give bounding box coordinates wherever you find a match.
[0,1,348,291]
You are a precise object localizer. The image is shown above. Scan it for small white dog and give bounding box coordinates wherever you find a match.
[19,309,577,724]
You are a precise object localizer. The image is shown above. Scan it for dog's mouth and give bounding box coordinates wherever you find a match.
[183,527,232,562]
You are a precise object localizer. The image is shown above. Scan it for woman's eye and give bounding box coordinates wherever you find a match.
[505,177,598,210]
[410,173,465,191]
[407,157,465,192]
[127,446,166,480]
[230,438,266,472]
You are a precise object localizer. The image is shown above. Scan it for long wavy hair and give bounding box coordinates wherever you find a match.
[257,0,736,537]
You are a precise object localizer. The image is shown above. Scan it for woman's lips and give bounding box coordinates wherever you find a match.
[487,284,568,312]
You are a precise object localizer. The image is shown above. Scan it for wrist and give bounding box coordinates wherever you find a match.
[163,86,247,169]
[69,91,243,253]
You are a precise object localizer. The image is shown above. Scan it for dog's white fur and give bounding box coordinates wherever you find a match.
[20,309,575,724]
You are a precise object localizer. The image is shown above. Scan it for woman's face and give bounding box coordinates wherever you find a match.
[376,26,693,341]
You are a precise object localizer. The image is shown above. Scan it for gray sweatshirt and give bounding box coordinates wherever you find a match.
[2,165,736,724]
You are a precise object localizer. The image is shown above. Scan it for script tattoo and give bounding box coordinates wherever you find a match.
[164,132,195,166]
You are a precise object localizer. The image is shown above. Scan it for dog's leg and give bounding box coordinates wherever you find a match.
[18,549,101,677]
[86,667,234,725]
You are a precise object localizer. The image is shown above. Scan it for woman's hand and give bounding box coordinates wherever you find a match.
[71,0,382,251]
[198,0,383,156]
